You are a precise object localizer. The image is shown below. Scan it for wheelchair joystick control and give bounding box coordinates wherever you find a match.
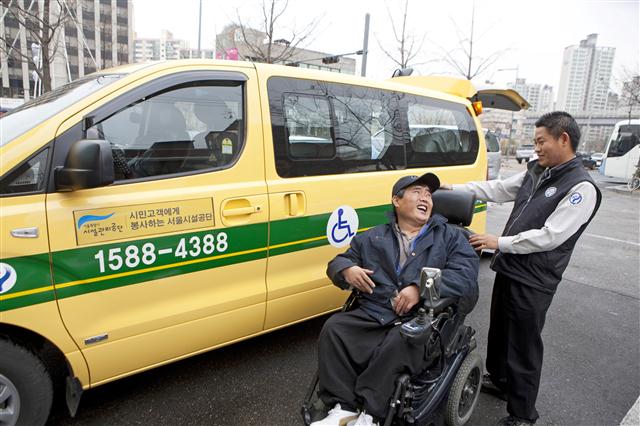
[400,307,432,342]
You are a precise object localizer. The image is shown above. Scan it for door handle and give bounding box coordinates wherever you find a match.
[11,227,39,238]
[222,205,262,217]
[285,192,305,217]
[286,193,298,216]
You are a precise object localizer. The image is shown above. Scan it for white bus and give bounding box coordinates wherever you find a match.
[601,119,640,179]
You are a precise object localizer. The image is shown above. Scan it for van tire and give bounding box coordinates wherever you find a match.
[0,339,53,426]
[517,158,522,164]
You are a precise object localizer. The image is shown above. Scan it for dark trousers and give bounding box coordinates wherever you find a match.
[317,308,426,419]
[486,272,555,422]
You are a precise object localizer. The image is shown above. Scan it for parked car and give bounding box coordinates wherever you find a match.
[484,129,502,179]
[577,151,597,169]
[515,144,535,163]
[590,152,604,167]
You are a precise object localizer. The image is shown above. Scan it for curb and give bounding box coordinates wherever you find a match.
[605,185,639,195]
[620,395,640,425]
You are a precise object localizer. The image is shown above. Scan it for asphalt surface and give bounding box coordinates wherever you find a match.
[48,159,640,426]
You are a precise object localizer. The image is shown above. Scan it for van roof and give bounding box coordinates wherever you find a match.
[391,75,477,98]
[390,75,530,111]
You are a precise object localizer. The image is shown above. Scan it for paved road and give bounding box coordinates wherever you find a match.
[49,159,640,426]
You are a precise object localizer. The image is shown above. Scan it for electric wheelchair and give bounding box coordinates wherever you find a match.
[301,191,483,426]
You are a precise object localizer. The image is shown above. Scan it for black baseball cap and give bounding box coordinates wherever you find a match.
[391,172,440,197]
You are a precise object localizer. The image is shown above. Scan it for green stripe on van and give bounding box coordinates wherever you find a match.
[1,202,483,312]
[474,201,487,213]
[268,204,391,257]
[0,253,55,311]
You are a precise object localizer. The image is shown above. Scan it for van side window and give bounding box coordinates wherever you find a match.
[404,95,478,168]
[268,76,403,177]
[89,81,244,181]
[283,94,335,159]
[0,149,49,196]
[332,89,396,163]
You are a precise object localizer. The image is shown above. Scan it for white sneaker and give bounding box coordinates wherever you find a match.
[310,403,359,426]
[347,411,377,426]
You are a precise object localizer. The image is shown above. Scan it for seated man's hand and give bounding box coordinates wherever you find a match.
[342,266,376,294]
[393,285,419,316]
[469,233,499,250]
[439,183,453,190]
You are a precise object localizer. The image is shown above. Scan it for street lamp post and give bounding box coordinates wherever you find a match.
[497,66,520,159]
[197,0,202,58]
[361,13,370,77]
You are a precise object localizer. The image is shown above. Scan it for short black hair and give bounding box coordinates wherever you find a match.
[394,188,406,199]
[535,111,581,152]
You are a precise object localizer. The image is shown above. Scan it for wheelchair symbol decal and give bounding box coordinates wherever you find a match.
[326,205,359,248]
[0,263,17,295]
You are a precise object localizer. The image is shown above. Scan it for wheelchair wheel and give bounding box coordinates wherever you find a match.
[445,351,482,426]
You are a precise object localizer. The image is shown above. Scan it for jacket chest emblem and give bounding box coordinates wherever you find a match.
[545,187,557,197]
[569,192,583,205]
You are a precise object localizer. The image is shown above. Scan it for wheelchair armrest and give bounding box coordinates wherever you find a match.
[423,296,458,314]
[341,290,360,312]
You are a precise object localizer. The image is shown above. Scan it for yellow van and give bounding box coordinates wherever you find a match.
[0,60,527,424]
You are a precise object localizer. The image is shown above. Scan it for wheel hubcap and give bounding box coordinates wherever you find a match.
[458,367,480,418]
[0,373,20,426]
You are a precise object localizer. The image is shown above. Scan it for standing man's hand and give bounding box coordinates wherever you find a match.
[393,285,420,315]
[440,183,453,190]
[469,233,499,250]
[342,266,376,294]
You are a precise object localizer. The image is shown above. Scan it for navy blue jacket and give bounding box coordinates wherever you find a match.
[326,213,479,324]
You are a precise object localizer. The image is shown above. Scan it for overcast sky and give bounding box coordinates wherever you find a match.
[133,0,639,94]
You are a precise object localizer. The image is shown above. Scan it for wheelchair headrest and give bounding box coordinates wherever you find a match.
[412,129,461,153]
[432,190,476,227]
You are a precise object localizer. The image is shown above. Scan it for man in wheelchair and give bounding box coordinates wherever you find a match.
[309,173,480,426]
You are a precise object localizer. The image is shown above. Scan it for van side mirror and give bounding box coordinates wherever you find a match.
[55,139,115,191]
[419,267,441,307]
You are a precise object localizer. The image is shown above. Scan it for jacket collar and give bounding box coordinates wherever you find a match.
[392,213,448,273]
[527,156,583,180]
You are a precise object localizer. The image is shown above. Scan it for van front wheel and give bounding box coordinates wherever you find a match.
[0,339,53,426]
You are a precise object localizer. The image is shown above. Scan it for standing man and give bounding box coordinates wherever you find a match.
[441,111,602,426]
[312,173,479,426]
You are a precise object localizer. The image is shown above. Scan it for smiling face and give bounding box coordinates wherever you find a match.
[392,184,433,228]
[534,126,574,168]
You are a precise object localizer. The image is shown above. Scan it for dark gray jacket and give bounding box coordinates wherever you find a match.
[326,213,479,324]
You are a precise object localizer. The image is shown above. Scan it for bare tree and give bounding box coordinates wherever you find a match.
[438,1,507,80]
[233,0,320,64]
[376,0,427,69]
[0,0,77,93]
[618,68,640,120]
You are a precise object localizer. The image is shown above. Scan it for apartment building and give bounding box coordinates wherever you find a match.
[133,30,215,62]
[509,78,554,112]
[556,34,616,112]
[0,0,134,100]
[215,24,357,74]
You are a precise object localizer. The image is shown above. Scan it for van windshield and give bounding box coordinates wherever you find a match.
[0,74,125,147]
[607,124,640,157]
